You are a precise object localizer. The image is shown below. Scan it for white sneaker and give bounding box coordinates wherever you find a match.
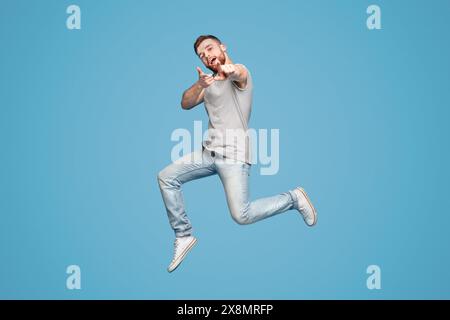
[293,187,317,227]
[167,236,197,273]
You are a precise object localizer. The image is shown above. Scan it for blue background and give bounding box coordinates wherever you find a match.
[1,0,449,299]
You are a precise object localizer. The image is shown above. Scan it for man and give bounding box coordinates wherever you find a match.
[157,35,317,273]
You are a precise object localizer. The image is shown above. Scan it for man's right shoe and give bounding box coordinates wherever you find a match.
[293,187,317,227]
[167,236,197,273]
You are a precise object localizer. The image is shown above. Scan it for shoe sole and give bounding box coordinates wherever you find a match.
[298,188,317,227]
[167,238,198,273]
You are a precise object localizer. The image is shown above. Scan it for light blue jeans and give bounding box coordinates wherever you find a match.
[157,148,298,237]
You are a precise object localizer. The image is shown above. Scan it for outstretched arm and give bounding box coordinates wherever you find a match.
[216,63,248,89]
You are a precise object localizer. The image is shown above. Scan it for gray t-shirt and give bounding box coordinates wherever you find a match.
[203,64,253,164]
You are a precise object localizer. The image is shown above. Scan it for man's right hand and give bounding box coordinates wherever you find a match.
[196,67,215,89]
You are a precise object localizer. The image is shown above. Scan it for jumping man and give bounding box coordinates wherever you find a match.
[157,35,317,272]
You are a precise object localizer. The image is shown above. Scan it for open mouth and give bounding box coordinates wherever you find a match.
[209,57,217,65]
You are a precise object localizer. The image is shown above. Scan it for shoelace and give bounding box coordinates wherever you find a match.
[170,239,180,263]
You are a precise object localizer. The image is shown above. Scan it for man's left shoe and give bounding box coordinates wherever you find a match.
[167,236,197,273]
[293,187,317,227]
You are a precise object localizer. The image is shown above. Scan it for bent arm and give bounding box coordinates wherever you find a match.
[181,82,205,110]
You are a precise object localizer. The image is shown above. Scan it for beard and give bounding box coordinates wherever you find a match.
[206,52,226,73]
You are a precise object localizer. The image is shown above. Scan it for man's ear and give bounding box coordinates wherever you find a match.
[220,43,227,52]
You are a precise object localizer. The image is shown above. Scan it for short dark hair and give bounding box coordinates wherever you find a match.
[194,35,221,55]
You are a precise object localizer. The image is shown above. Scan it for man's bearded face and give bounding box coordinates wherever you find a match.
[197,39,226,73]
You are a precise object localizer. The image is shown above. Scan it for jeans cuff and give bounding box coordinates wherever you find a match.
[175,229,192,238]
[288,190,298,209]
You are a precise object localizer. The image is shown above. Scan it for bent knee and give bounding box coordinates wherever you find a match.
[157,170,163,182]
[157,168,180,189]
[230,208,250,225]
[157,170,169,186]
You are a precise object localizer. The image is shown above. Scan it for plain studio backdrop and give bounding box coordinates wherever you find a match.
[0,0,449,299]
